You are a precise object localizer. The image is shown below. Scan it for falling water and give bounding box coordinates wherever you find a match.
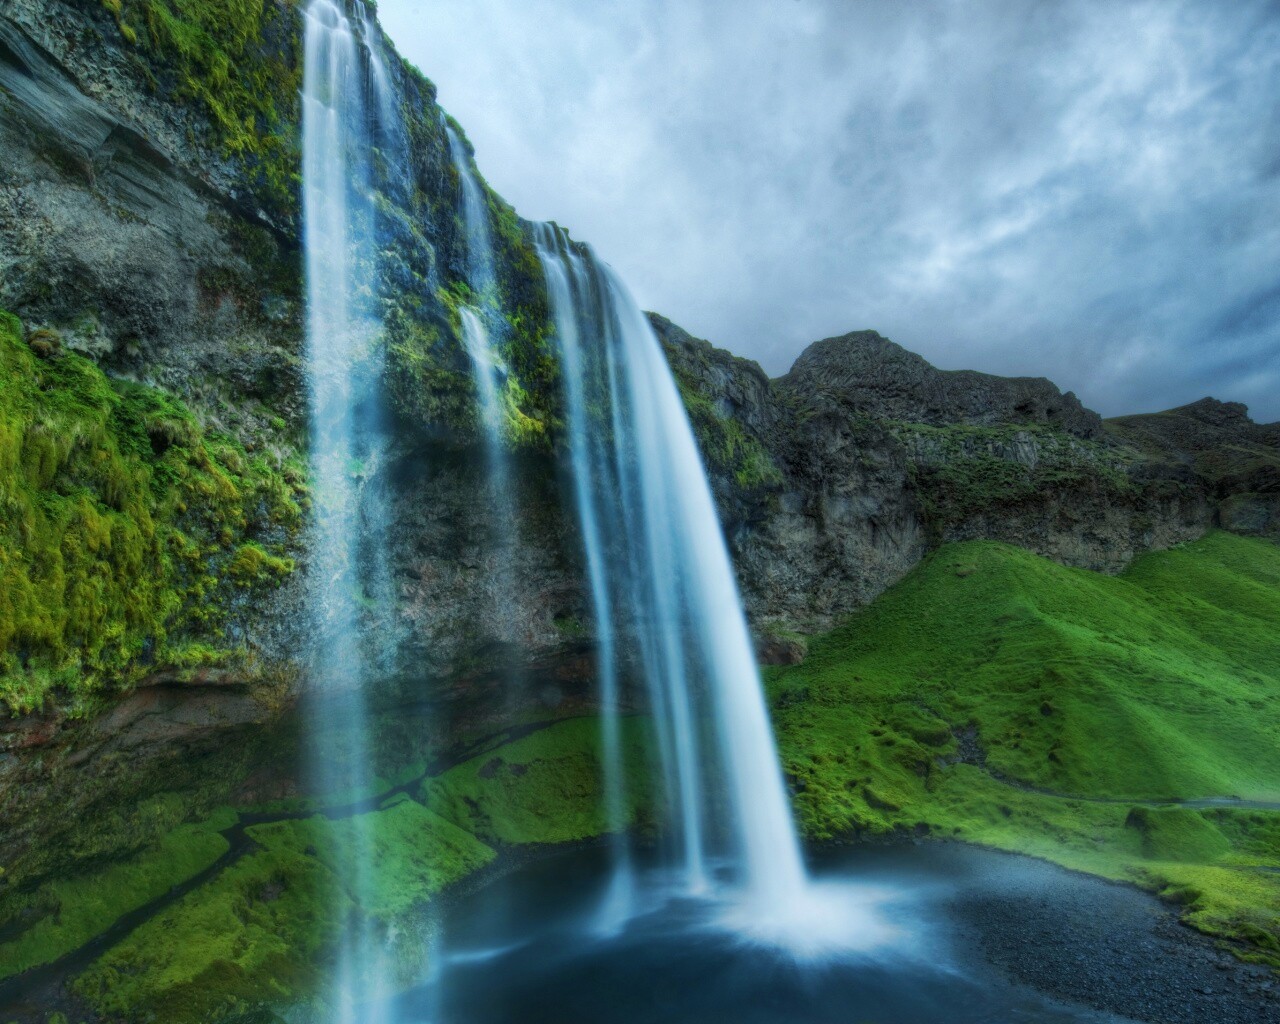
[445,126,507,445]
[532,226,810,933]
[302,0,399,1017]
[532,225,636,929]
[445,124,526,700]
[305,0,825,979]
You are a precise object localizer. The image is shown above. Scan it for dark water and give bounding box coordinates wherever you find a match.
[390,845,1128,1024]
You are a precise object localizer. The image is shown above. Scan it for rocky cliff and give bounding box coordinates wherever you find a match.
[0,0,1277,933]
[655,318,1273,649]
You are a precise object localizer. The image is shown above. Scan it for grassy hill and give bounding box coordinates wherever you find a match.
[769,530,1280,966]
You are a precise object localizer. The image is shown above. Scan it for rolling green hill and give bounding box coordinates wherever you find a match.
[770,530,1280,965]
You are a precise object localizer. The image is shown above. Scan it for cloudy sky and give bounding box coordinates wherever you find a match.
[378,0,1280,420]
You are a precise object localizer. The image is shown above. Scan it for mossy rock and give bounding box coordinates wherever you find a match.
[104,0,304,218]
[0,310,304,713]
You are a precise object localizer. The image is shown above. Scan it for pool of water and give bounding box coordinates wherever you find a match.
[389,844,1129,1024]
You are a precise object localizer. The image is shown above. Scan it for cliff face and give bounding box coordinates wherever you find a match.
[783,330,1104,438]
[655,319,1269,647]
[0,0,582,893]
[1108,398,1280,540]
[0,0,1277,913]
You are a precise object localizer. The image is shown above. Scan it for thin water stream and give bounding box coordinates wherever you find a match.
[301,0,401,1015]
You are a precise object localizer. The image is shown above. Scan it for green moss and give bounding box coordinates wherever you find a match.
[226,542,294,584]
[250,800,495,924]
[769,530,1280,964]
[0,311,304,713]
[671,371,782,490]
[1125,807,1231,862]
[73,829,337,1019]
[0,817,231,979]
[400,137,561,449]
[487,198,560,449]
[73,800,493,1020]
[10,722,643,1018]
[893,420,1134,527]
[105,0,302,216]
[421,717,653,847]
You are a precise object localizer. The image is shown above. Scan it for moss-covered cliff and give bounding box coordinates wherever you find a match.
[0,311,302,714]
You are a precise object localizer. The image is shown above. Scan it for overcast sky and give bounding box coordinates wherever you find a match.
[378,0,1280,421]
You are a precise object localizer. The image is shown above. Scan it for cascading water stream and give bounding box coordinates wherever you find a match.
[532,224,636,929]
[445,124,525,707]
[445,126,507,447]
[304,3,849,994]
[302,0,401,1017]
[532,225,812,938]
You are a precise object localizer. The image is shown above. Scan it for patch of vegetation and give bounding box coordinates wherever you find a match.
[0,311,304,713]
[73,821,338,1019]
[668,369,781,490]
[1106,401,1280,486]
[34,719,642,1019]
[768,530,1280,965]
[892,420,1134,527]
[487,195,561,449]
[255,798,495,925]
[70,777,493,1018]
[0,811,234,979]
[105,0,302,216]
[421,717,654,846]
[380,145,561,450]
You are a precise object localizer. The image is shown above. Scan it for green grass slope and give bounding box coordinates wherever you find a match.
[770,530,1280,965]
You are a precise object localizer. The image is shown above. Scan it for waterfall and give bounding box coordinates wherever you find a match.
[446,126,508,447]
[304,0,825,981]
[302,0,399,1017]
[532,225,636,930]
[532,225,811,933]
[445,125,524,691]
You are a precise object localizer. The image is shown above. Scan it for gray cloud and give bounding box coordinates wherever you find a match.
[378,0,1280,420]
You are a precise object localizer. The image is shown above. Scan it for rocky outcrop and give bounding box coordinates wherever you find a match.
[0,8,304,407]
[1108,399,1280,539]
[653,316,925,638]
[783,330,1104,439]
[655,318,1265,639]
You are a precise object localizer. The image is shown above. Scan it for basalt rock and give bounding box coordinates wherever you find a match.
[1108,398,1280,539]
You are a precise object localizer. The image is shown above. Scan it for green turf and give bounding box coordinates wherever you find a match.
[0,813,233,979]
[420,716,655,846]
[73,798,495,1020]
[64,717,648,1019]
[768,530,1280,964]
[0,310,303,714]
